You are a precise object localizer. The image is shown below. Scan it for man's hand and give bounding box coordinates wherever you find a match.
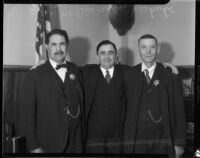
[30,147,44,153]
[30,59,47,70]
[174,145,184,158]
[162,62,179,74]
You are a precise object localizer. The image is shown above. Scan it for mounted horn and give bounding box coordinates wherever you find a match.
[108,5,135,36]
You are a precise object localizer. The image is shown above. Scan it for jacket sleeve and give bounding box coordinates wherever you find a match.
[123,67,142,153]
[169,72,187,147]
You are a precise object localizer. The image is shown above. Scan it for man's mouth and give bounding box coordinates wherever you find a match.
[55,52,64,55]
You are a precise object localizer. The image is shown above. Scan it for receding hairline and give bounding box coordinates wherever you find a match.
[96,40,117,54]
[138,34,158,45]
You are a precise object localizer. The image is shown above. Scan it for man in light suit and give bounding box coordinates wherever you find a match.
[124,34,186,158]
[22,29,84,153]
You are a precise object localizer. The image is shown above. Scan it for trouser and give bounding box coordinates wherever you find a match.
[134,115,175,157]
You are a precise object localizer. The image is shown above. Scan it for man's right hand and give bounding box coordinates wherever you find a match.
[30,59,47,70]
[30,147,44,153]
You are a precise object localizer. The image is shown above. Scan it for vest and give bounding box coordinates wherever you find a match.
[87,70,126,140]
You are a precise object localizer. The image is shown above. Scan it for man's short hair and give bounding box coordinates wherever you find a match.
[46,29,69,44]
[138,34,158,45]
[96,40,117,54]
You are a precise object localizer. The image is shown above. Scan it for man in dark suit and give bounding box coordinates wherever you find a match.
[80,40,129,153]
[124,34,187,158]
[22,29,84,153]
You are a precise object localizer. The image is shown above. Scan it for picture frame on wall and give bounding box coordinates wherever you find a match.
[182,78,194,97]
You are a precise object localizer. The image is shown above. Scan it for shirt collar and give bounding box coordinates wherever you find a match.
[141,62,156,78]
[49,59,66,70]
[100,66,114,78]
[141,62,156,72]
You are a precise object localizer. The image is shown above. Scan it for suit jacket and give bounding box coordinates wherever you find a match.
[22,60,84,153]
[124,62,187,153]
[123,66,142,152]
[79,64,130,141]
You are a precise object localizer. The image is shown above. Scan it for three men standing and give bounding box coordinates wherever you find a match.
[22,29,186,158]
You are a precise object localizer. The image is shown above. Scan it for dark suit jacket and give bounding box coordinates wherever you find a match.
[123,66,142,153]
[124,62,187,153]
[22,60,84,153]
[79,64,130,141]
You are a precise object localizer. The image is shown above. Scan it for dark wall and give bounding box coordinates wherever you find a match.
[3,65,31,153]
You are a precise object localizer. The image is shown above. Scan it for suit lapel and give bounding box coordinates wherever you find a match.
[150,62,162,88]
[112,66,122,86]
[63,62,74,101]
[86,66,101,123]
[44,60,66,98]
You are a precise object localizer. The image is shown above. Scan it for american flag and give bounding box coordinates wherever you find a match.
[35,4,51,60]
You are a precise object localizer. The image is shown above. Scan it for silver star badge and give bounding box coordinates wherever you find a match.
[153,79,159,86]
[69,74,76,80]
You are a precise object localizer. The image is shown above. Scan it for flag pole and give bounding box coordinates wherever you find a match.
[41,4,47,60]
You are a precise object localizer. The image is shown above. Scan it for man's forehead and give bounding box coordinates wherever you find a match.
[99,44,115,51]
[140,38,157,45]
[49,34,65,41]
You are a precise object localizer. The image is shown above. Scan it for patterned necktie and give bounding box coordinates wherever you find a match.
[105,70,111,84]
[145,69,151,84]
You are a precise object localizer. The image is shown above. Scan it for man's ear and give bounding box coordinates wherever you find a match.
[115,55,120,64]
[157,44,160,54]
[45,44,48,50]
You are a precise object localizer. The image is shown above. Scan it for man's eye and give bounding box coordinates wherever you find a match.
[108,51,115,55]
[99,51,105,55]
[51,43,57,46]
[60,42,66,46]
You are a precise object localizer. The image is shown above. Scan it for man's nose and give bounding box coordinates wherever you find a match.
[146,48,151,54]
[105,53,111,58]
[56,44,61,51]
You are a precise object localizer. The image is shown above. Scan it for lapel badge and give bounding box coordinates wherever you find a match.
[69,73,76,80]
[153,79,159,86]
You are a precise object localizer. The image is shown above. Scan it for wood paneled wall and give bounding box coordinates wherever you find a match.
[3,65,31,153]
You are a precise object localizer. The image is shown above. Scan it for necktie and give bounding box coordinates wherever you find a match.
[56,64,67,70]
[105,70,111,84]
[145,69,151,84]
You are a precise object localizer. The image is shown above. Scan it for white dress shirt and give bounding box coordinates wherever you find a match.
[100,66,114,79]
[141,62,156,79]
[49,59,67,82]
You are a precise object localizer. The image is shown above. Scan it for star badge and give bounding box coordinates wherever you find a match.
[69,73,76,80]
[153,79,159,86]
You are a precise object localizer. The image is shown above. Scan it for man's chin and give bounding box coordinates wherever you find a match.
[54,58,65,64]
[144,58,154,63]
[103,65,113,69]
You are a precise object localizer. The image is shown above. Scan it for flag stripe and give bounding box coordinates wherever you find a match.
[35,4,51,60]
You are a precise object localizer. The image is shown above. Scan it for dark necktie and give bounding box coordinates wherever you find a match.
[55,63,67,70]
[105,70,111,84]
[145,69,151,84]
